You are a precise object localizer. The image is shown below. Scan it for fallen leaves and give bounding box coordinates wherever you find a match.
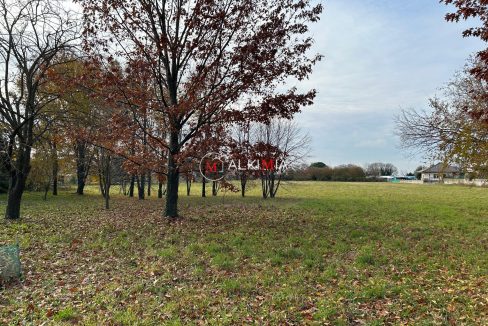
[0,184,487,324]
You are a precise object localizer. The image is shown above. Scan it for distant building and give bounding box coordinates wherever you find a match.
[396,176,416,181]
[377,175,396,182]
[420,163,462,182]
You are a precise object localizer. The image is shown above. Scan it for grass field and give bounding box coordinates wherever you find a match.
[0,182,487,324]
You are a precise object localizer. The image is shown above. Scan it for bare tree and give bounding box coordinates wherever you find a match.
[395,106,451,159]
[229,122,253,197]
[395,59,488,176]
[365,162,398,177]
[254,119,310,198]
[0,0,79,219]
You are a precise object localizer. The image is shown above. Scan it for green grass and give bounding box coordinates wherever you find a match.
[53,307,78,322]
[0,182,487,324]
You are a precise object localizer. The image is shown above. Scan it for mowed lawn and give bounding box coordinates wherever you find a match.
[0,182,487,325]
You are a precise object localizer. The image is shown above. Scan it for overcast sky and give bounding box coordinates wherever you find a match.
[295,0,484,173]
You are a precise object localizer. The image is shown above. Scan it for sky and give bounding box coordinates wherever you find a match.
[295,0,484,173]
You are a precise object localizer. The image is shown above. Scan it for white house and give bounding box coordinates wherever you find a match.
[421,163,462,182]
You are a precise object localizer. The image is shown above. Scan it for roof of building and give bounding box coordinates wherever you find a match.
[421,163,460,174]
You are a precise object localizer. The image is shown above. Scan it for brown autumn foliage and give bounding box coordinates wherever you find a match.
[75,0,323,217]
[441,0,488,123]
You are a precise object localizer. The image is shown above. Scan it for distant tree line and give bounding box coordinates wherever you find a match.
[285,162,400,182]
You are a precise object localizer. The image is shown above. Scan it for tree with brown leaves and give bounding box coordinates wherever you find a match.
[441,0,488,123]
[76,0,323,218]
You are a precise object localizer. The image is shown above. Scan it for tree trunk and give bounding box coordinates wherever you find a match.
[98,149,111,209]
[129,175,135,197]
[5,149,31,220]
[76,173,85,195]
[98,170,106,198]
[270,173,281,198]
[51,142,58,196]
[147,172,152,197]
[269,173,276,198]
[5,178,26,219]
[43,182,50,201]
[240,174,247,197]
[104,165,111,210]
[121,178,127,195]
[105,190,110,209]
[53,160,59,196]
[212,181,218,196]
[165,131,179,218]
[202,173,206,198]
[52,166,58,195]
[261,173,269,199]
[186,175,191,196]
[137,174,145,200]
[76,178,85,195]
[75,140,91,195]
[158,181,163,198]
[165,166,179,217]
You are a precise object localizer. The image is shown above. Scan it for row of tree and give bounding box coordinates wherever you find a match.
[286,162,400,181]
[0,0,323,219]
[20,118,310,203]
